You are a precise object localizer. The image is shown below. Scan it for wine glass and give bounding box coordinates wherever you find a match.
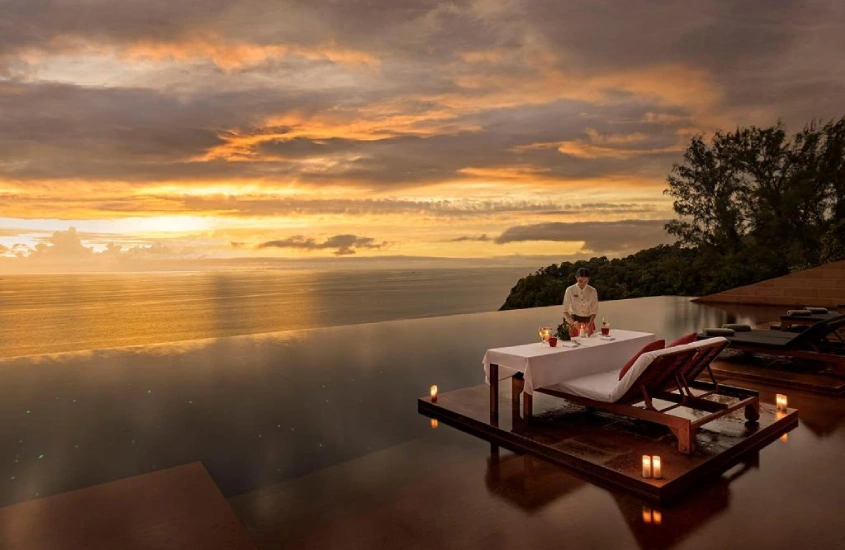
[601,318,611,336]
[538,326,546,345]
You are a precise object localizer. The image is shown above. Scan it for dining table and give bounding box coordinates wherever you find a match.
[482,329,656,419]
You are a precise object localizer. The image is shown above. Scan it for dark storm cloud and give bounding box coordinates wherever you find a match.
[257,234,386,256]
[495,219,675,253]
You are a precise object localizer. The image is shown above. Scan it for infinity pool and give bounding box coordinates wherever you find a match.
[2,297,842,549]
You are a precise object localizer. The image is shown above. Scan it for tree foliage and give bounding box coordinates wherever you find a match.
[666,118,845,269]
[501,119,845,310]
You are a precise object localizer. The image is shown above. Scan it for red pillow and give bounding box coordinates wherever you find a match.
[618,339,665,380]
[668,332,697,347]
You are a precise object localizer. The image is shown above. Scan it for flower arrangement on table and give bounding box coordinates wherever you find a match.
[555,319,573,341]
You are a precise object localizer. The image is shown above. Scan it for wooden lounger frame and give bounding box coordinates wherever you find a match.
[522,343,760,455]
[725,315,845,377]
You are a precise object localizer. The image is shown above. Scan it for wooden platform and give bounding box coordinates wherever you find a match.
[419,385,797,503]
[0,462,256,550]
[709,360,845,395]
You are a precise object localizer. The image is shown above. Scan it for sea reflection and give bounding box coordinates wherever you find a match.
[0,268,531,358]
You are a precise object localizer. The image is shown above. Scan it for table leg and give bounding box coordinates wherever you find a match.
[523,392,533,421]
[490,363,499,419]
[511,375,524,411]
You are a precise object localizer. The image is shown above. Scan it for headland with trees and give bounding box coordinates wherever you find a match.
[501,118,845,310]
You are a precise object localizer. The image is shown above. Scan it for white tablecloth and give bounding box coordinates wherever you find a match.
[482,329,655,395]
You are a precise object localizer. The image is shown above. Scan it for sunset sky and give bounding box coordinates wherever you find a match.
[2,0,843,272]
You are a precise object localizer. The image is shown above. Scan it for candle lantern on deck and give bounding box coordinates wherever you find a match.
[652,456,663,479]
[430,385,438,403]
[642,455,652,478]
[776,394,788,412]
[642,455,663,479]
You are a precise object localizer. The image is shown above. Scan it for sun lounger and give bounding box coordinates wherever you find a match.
[533,339,760,454]
[780,311,842,331]
[700,314,845,377]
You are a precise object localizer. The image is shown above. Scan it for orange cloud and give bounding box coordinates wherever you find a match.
[512,128,684,160]
[9,33,379,74]
[457,166,552,180]
[121,35,379,71]
[201,101,481,162]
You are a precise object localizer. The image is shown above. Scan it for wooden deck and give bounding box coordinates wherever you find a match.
[418,385,797,503]
[709,358,845,395]
[0,462,255,550]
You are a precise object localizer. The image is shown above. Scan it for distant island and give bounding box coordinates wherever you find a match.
[501,119,845,310]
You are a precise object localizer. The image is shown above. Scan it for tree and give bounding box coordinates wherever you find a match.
[664,119,845,269]
[664,134,748,251]
[821,218,845,263]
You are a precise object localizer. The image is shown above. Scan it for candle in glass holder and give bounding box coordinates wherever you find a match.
[430,385,438,403]
[776,394,788,412]
[652,456,662,479]
[642,455,652,478]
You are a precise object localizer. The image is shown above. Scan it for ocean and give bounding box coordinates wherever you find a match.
[0,267,533,358]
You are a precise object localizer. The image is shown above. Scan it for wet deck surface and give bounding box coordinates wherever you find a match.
[710,358,845,395]
[0,462,255,550]
[418,384,797,502]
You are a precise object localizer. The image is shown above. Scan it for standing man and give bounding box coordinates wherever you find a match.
[562,267,598,332]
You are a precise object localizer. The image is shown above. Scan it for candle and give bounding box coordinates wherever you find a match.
[430,418,439,429]
[430,385,438,403]
[653,509,662,525]
[776,394,788,412]
[652,456,662,479]
[642,455,652,478]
